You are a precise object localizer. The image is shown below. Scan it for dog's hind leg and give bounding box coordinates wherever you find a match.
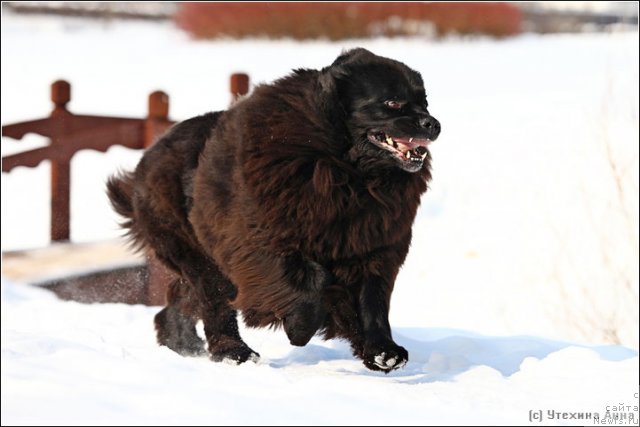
[155,249,259,364]
[138,219,258,364]
[154,277,206,357]
[196,264,260,364]
[166,259,259,365]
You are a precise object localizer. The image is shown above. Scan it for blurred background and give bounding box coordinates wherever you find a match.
[1,2,638,349]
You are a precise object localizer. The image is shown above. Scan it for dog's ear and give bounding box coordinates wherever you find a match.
[319,47,376,99]
[318,66,345,98]
[318,47,378,125]
[318,66,349,121]
[331,47,375,67]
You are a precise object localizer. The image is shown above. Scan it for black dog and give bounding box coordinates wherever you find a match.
[108,48,440,372]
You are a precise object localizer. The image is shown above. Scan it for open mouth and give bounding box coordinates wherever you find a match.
[367,132,431,164]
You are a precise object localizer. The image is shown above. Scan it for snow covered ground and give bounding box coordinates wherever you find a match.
[2,279,638,426]
[1,12,638,425]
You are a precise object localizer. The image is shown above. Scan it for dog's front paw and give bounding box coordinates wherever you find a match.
[283,301,325,347]
[363,341,408,373]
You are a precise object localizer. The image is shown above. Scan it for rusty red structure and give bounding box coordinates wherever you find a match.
[2,74,250,304]
[2,81,175,241]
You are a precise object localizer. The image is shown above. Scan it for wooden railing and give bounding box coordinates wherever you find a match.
[2,75,250,305]
[2,74,249,242]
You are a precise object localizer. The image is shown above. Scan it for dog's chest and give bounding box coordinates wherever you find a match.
[308,186,418,260]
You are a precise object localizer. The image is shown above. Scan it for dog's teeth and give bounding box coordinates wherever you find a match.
[420,152,427,160]
[405,151,411,159]
[385,136,394,145]
[409,137,413,143]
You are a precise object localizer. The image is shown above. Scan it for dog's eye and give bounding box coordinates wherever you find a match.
[384,100,403,110]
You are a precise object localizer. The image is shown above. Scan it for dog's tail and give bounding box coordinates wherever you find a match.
[106,171,144,252]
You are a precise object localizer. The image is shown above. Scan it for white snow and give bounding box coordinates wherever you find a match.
[1,12,639,425]
[1,279,638,426]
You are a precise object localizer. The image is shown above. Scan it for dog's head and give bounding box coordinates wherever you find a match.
[321,48,440,173]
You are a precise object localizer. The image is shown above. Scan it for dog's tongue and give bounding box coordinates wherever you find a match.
[395,137,431,151]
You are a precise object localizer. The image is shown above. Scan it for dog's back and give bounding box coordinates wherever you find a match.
[107,111,222,262]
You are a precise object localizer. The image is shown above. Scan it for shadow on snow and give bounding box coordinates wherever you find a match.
[267,327,637,383]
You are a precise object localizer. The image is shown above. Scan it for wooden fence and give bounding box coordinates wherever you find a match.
[2,74,249,304]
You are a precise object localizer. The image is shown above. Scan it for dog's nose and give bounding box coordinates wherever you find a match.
[419,116,441,139]
[419,116,434,129]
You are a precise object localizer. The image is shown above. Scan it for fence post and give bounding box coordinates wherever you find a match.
[230,73,249,103]
[51,80,70,116]
[144,89,177,303]
[50,157,71,241]
[50,80,71,241]
[145,91,170,148]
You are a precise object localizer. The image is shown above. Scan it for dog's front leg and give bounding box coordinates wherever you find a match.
[280,254,331,347]
[357,275,408,372]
